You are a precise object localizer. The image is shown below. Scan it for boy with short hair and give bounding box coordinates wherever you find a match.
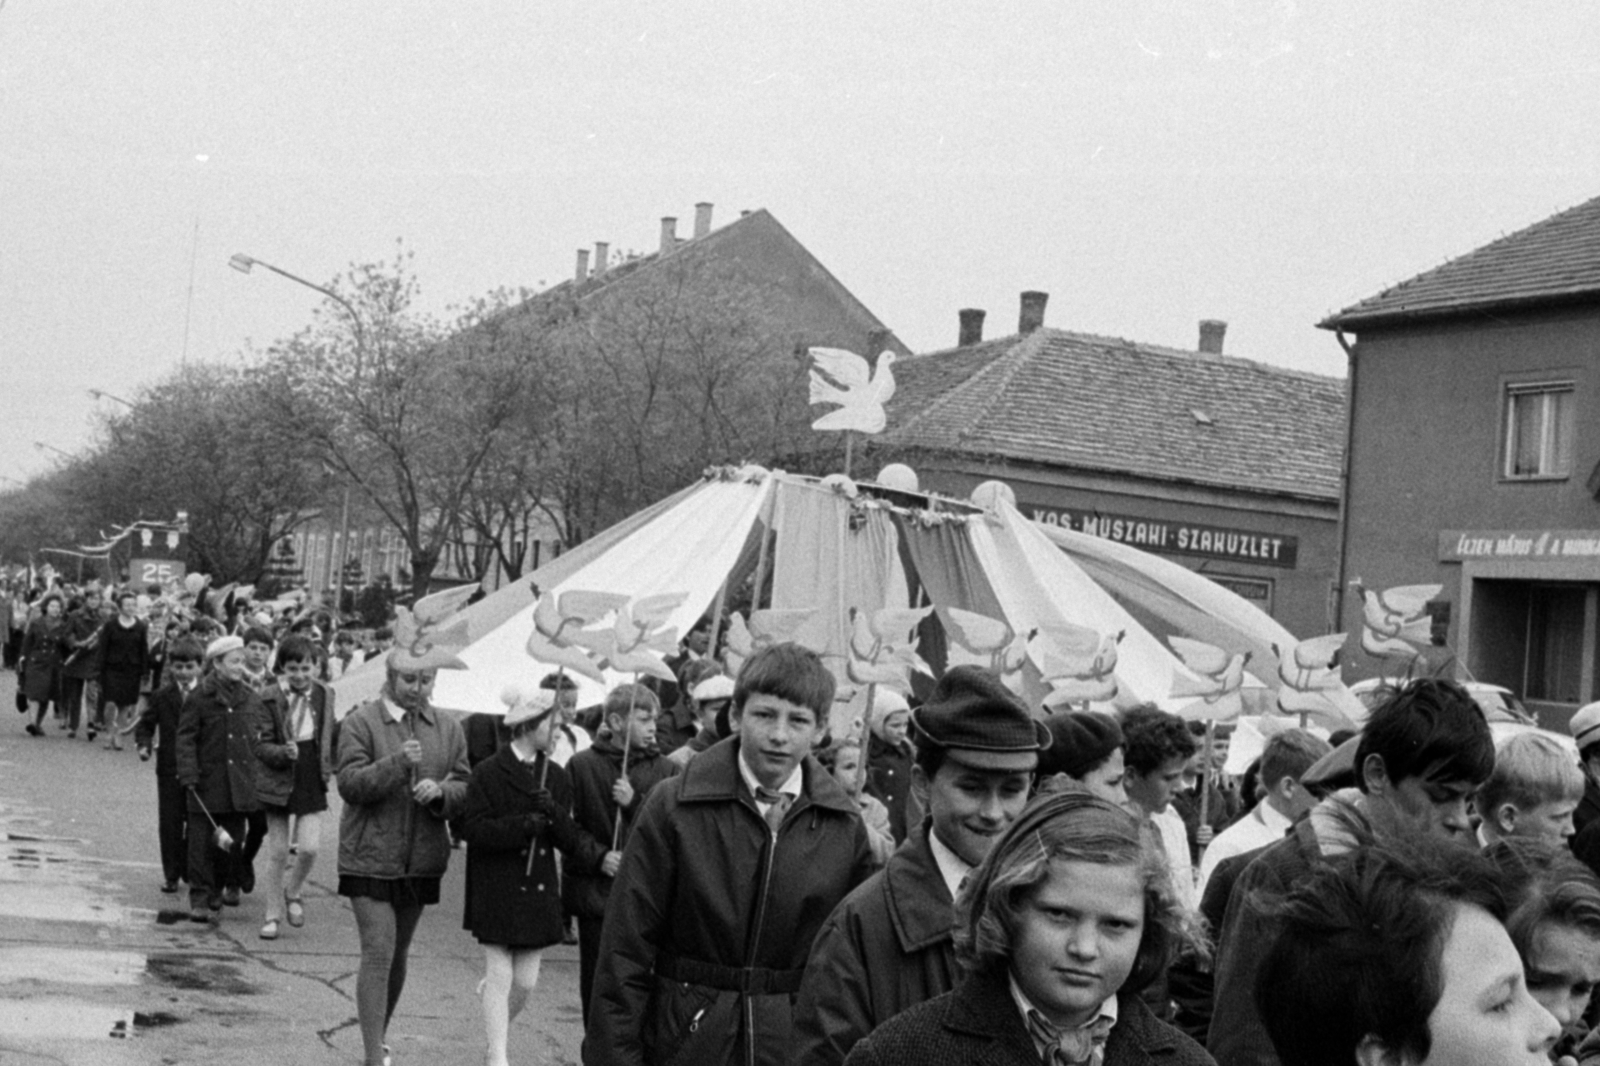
[585,643,874,1066]
[565,683,678,1019]
[1122,706,1201,912]
[1479,732,1585,846]
[135,636,206,893]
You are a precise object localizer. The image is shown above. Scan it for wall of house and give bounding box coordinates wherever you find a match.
[1341,305,1600,724]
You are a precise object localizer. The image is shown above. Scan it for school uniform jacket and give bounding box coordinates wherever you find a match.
[175,674,267,815]
[458,746,607,948]
[134,678,196,777]
[564,735,682,919]
[584,737,876,1066]
[843,966,1215,1066]
[793,822,961,1066]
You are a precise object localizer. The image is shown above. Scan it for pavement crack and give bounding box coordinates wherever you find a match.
[317,1014,360,1050]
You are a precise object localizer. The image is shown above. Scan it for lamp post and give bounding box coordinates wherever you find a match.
[228,253,366,352]
[235,252,366,619]
[87,388,134,409]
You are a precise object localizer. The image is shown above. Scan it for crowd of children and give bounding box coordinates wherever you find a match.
[13,571,1600,1066]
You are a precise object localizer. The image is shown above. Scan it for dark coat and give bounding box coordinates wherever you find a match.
[584,737,876,1066]
[1169,845,1266,1043]
[95,616,150,706]
[866,734,914,844]
[463,712,512,769]
[175,673,267,815]
[843,967,1214,1066]
[60,607,104,681]
[459,746,607,948]
[134,678,198,777]
[253,682,325,809]
[794,823,960,1066]
[564,735,682,919]
[18,615,67,704]
[1207,816,1329,1066]
[336,698,470,881]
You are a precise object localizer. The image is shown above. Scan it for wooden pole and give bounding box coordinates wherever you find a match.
[854,682,878,797]
[611,677,640,851]
[705,576,730,662]
[1197,719,1216,860]
[843,431,855,479]
[749,517,773,616]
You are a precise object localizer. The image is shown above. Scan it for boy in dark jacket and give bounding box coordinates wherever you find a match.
[134,636,205,893]
[565,683,678,1019]
[584,643,875,1066]
[794,667,1049,1066]
[175,635,269,922]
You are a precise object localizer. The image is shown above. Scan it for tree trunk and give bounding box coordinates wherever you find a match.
[408,546,439,600]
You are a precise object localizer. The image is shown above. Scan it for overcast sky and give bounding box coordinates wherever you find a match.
[4,2,1598,483]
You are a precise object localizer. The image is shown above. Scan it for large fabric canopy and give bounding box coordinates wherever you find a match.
[332,467,1360,732]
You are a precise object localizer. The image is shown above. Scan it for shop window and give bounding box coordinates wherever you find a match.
[1525,584,1586,703]
[1504,383,1574,479]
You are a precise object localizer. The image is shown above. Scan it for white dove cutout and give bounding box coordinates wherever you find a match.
[1036,623,1123,709]
[1352,581,1441,658]
[942,608,1035,686]
[1168,637,1251,721]
[1273,633,1348,693]
[809,347,897,435]
[1274,633,1349,722]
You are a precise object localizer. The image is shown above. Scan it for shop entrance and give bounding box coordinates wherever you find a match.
[1468,578,1597,725]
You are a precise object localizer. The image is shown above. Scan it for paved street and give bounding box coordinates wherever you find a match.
[0,671,586,1066]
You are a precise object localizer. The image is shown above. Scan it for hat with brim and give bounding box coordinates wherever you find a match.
[205,635,244,661]
[502,684,557,729]
[1572,702,1600,751]
[911,665,1050,770]
[691,675,735,703]
[1300,734,1360,791]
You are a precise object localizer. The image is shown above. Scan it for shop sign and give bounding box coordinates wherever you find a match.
[1025,504,1299,568]
[1439,530,1600,562]
[1212,576,1274,610]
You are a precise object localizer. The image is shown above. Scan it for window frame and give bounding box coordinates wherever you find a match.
[1501,380,1575,482]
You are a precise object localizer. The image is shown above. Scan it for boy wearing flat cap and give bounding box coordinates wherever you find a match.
[794,665,1050,1066]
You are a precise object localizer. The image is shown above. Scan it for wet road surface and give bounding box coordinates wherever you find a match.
[0,671,585,1065]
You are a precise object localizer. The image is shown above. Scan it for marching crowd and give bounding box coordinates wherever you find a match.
[9,573,1600,1066]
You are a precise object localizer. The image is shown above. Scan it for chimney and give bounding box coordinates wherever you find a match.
[659,217,677,253]
[1019,291,1048,334]
[574,248,590,284]
[958,308,986,347]
[593,241,609,275]
[694,202,713,238]
[1198,319,1227,354]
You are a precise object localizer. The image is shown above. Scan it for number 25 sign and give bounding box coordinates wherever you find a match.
[130,558,186,585]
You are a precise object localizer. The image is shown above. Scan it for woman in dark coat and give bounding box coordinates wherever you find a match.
[20,594,67,736]
[459,683,606,1066]
[842,791,1213,1066]
[96,590,150,750]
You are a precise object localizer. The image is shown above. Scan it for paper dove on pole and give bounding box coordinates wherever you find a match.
[1352,581,1441,658]
[1036,624,1123,708]
[390,583,478,671]
[1273,632,1350,721]
[1168,636,1251,721]
[725,609,818,677]
[943,608,1035,690]
[808,347,897,434]
[568,592,689,683]
[525,588,627,683]
[847,606,935,689]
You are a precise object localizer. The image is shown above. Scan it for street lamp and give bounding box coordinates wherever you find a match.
[228,252,366,351]
[87,388,134,408]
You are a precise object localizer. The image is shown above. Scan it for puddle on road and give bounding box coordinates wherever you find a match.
[0,947,146,985]
[146,953,260,996]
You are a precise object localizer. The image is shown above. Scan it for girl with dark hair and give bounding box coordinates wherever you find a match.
[843,790,1211,1066]
[20,594,67,737]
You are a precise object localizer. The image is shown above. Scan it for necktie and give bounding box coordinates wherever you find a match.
[290,692,310,740]
[754,786,792,835]
[1025,1008,1114,1066]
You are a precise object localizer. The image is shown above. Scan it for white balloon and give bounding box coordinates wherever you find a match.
[875,464,919,492]
[970,480,1017,510]
[820,473,860,498]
